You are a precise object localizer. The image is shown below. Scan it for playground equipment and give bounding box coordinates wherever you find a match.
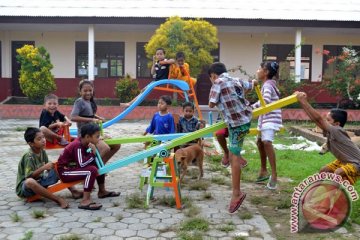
[69,80,191,136]
[31,86,298,208]
[45,125,72,149]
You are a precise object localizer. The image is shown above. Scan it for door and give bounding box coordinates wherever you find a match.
[11,41,35,96]
[196,66,212,105]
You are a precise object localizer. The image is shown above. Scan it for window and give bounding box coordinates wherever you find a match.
[75,42,124,78]
[263,44,312,81]
[323,45,360,80]
[136,42,151,78]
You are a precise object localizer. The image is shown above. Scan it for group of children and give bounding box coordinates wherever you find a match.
[16,47,360,214]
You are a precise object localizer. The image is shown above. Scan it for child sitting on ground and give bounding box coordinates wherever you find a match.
[39,94,71,146]
[57,123,120,210]
[208,62,257,213]
[143,95,175,149]
[296,91,360,185]
[16,128,82,208]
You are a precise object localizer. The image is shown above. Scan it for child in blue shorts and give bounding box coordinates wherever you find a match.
[208,62,257,213]
[16,128,81,208]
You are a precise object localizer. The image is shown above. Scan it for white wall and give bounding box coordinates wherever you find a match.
[1,27,360,82]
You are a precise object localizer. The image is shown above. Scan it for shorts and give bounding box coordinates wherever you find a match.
[216,128,229,138]
[326,159,360,185]
[228,122,251,156]
[258,129,276,142]
[21,169,59,197]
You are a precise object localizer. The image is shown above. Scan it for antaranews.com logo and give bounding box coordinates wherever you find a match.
[290,172,358,233]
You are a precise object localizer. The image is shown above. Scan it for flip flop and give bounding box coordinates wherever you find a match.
[78,202,102,210]
[255,175,270,183]
[240,161,248,169]
[98,191,121,199]
[228,193,247,214]
[265,176,278,190]
[221,156,230,168]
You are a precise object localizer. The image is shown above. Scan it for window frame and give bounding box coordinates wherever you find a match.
[75,41,125,78]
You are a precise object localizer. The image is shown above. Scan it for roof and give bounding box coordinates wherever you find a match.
[1,0,360,22]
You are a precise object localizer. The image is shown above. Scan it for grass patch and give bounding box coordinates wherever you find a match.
[211,176,228,185]
[180,217,209,231]
[15,126,27,132]
[184,205,201,218]
[217,221,235,232]
[58,234,82,240]
[92,217,101,222]
[157,195,176,207]
[249,196,262,205]
[188,180,210,191]
[10,213,22,222]
[276,197,291,209]
[201,191,213,200]
[177,231,204,240]
[112,201,120,207]
[31,209,45,219]
[233,237,246,240]
[240,129,360,239]
[125,193,147,209]
[116,214,123,221]
[238,210,253,220]
[20,231,33,240]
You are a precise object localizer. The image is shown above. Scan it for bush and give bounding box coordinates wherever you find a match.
[16,45,56,101]
[114,74,141,102]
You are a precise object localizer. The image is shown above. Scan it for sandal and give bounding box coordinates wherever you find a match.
[255,175,270,183]
[228,192,247,214]
[221,156,230,168]
[265,176,278,190]
[98,191,121,199]
[78,202,102,210]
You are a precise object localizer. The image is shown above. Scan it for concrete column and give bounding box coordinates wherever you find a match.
[88,25,95,81]
[295,29,302,82]
[2,31,11,77]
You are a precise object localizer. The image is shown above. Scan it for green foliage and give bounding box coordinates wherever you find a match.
[114,74,141,102]
[10,213,22,222]
[31,209,45,219]
[20,230,33,240]
[16,45,56,101]
[125,193,147,209]
[321,47,360,107]
[179,217,209,231]
[145,16,218,76]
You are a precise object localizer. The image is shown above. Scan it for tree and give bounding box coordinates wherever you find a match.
[321,47,360,108]
[145,16,218,76]
[16,45,56,101]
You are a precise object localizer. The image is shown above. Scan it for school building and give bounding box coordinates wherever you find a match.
[0,0,359,105]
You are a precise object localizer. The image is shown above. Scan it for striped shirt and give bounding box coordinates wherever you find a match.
[209,72,253,128]
[252,80,282,130]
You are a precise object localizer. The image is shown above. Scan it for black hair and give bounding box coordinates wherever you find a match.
[80,123,101,138]
[24,127,41,143]
[261,61,279,79]
[330,108,348,127]
[159,95,172,105]
[182,101,194,110]
[208,62,227,76]
[176,52,185,60]
[156,48,165,54]
[79,79,97,114]
[44,94,58,103]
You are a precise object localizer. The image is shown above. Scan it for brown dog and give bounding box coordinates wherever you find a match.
[175,143,204,182]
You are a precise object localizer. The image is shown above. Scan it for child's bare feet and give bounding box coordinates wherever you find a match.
[57,198,69,209]
[120,102,130,107]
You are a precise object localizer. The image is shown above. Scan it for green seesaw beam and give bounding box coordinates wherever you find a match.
[97,94,298,175]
